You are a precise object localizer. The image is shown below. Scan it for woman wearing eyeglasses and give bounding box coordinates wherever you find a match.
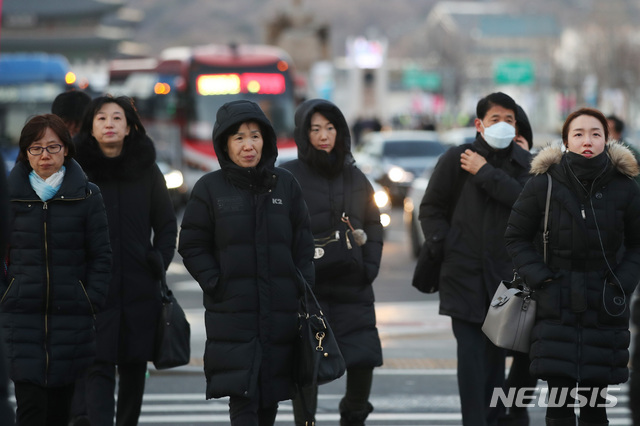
[1,114,112,425]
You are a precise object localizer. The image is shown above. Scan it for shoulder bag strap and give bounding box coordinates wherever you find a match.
[543,174,552,264]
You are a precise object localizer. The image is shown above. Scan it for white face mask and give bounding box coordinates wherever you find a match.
[481,121,516,149]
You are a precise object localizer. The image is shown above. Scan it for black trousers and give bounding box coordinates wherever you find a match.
[452,318,506,426]
[545,377,607,423]
[13,381,74,426]
[291,367,374,425]
[85,361,147,426]
[228,391,278,425]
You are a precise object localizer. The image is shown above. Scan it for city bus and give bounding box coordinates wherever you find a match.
[108,43,300,179]
[0,53,76,169]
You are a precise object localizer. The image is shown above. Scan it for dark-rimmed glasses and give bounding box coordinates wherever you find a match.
[27,144,64,156]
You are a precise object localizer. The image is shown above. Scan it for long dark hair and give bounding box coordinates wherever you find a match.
[78,95,146,143]
[16,114,75,164]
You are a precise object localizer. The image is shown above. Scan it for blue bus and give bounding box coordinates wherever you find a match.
[0,53,75,170]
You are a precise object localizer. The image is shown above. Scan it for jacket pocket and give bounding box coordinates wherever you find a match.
[533,276,562,322]
[0,277,16,306]
[597,281,629,328]
[78,280,95,318]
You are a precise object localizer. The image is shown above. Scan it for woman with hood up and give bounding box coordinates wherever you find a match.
[74,95,178,426]
[281,99,383,426]
[178,100,315,425]
[505,107,640,426]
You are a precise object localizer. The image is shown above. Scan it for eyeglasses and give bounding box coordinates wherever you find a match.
[27,144,64,155]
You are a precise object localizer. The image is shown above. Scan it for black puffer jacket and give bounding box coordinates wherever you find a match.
[1,159,111,386]
[505,143,640,384]
[178,100,315,403]
[419,135,532,323]
[281,98,384,368]
[75,134,177,364]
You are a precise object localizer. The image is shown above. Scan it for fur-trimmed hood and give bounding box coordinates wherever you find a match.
[530,141,640,177]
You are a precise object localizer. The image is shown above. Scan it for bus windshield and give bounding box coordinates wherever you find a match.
[188,68,295,141]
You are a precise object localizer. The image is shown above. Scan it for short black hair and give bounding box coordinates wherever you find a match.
[606,114,624,134]
[51,90,91,127]
[476,92,517,121]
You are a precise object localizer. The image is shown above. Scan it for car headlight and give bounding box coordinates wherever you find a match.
[164,169,184,189]
[387,166,413,183]
[374,189,390,208]
[380,213,391,228]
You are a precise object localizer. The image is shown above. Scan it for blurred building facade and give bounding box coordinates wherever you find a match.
[0,0,145,90]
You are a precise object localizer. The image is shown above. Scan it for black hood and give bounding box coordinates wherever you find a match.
[293,99,354,178]
[212,100,278,172]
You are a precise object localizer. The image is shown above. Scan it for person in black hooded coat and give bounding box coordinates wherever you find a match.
[178,100,315,425]
[281,99,383,426]
[505,108,640,426]
[74,95,177,426]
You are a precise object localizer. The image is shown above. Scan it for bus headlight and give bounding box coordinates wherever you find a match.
[164,169,184,189]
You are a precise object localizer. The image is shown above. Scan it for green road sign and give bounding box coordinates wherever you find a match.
[494,60,534,85]
[403,69,441,90]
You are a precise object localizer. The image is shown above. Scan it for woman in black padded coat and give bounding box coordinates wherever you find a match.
[281,99,383,426]
[505,108,640,426]
[2,115,111,425]
[74,95,177,426]
[179,100,315,425]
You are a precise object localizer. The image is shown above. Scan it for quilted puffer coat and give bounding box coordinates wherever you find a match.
[1,159,111,386]
[178,100,315,404]
[505,142,640,384]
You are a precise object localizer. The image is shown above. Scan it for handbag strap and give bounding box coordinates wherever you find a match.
[543,174,552,264]
[342,166,352,216]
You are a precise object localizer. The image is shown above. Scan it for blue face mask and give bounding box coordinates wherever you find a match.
[482,121,516,149]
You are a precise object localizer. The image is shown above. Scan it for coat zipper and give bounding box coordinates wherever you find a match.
[580,204,586,220]
[43,202,50,385]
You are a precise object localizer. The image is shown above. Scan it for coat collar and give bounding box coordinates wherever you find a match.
[9,159,91,201]
[530,141,640,177]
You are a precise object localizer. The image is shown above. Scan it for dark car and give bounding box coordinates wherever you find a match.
[354,130,446,205]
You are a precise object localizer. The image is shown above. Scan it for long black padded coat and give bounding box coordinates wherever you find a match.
[505,142,640,384]
[75,134,177,364]
[178,100,315,404]
[280,98,384,368]
[1,159,111,386]
[419,135,532,323]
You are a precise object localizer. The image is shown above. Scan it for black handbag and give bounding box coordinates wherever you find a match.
[411,169,468,293]
[411,242,441,293]
[295,273,346,388]
[153,273,191,370]
[313,168,365,280]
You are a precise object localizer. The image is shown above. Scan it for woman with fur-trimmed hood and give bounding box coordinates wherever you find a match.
[505,108,640,426]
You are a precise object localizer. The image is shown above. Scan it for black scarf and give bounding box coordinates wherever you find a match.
[563,149,610,199]
[305,148,346,180]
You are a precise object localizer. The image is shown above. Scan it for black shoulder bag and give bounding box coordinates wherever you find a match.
[411,166,468,293]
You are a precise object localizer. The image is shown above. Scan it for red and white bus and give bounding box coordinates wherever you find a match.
[108,44,300,176]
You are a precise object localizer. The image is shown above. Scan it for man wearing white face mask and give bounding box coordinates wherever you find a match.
[418,92,532,426]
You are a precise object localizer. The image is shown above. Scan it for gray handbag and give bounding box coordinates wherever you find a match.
[482,174,551,353]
